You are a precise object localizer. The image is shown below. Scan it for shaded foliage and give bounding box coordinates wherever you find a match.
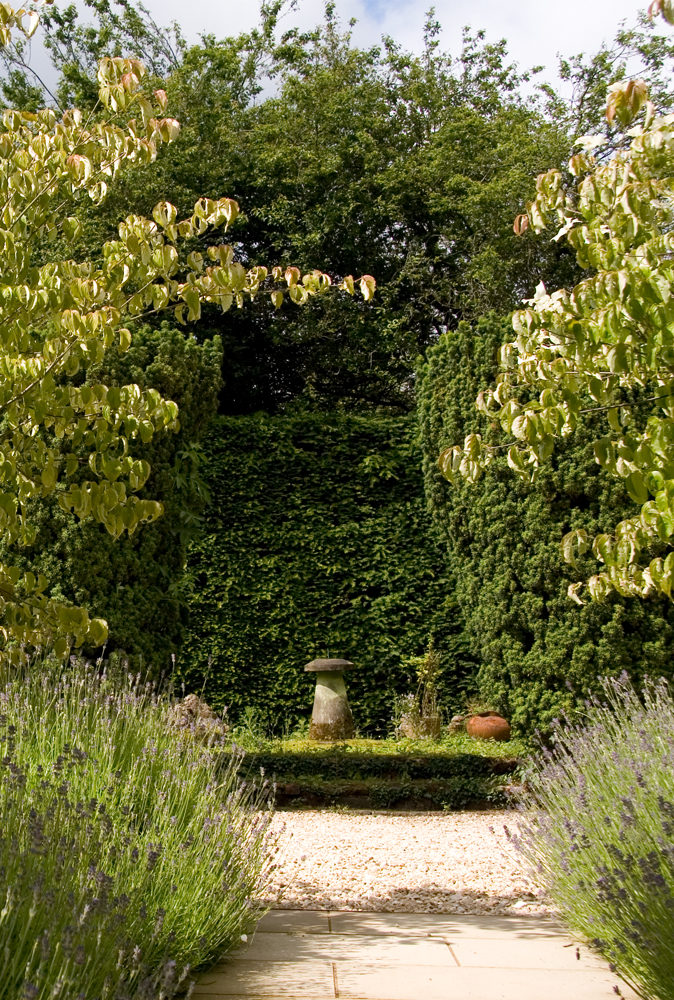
[3,324,222,669]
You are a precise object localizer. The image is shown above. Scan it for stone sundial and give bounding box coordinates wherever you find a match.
[304,657,355,741]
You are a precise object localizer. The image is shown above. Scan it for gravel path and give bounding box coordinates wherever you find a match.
[259,809,554,916]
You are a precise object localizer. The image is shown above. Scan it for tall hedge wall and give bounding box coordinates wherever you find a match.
[417,314,674,732]
[178,414,475,734]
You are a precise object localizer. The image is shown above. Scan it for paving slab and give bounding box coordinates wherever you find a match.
[233,932,457,966]
[193,909,639,1000]
[328,910,565,939]
[335,964,631,1000]
[257,911,332,935]
[448,935,606,970]
[191,959,335,997]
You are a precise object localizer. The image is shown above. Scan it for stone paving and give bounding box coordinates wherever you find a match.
[192,909,639,1000]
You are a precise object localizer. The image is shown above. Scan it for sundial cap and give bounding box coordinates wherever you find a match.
[304,657,355,672]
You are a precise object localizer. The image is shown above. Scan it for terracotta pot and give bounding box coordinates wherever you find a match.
[465,712,511,742]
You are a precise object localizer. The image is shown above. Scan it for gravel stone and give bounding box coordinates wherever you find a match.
[259,809,554,916]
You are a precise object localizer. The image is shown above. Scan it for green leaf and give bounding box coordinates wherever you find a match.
[626,470,649,505]
[86,617,108,646]
[40,463,58,489]
[593,438,614,469]
[53,636,70,658]
[506,445,528,477]
[107,386,121,409]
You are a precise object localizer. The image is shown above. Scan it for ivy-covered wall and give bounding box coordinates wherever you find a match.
[417,314,674,732]
[178,414,475,734]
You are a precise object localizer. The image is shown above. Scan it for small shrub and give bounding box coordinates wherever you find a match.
[0,658,274,999]
[514,674,674,1000]
[395,642,444,739]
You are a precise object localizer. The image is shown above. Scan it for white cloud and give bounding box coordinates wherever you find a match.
[149,0,654,86]
[24,0,660,97]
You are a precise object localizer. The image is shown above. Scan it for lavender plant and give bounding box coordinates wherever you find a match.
[514,674,674,1000]
[0,658,275,999]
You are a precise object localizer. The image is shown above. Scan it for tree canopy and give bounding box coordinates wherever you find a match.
[5,0,674,669]
[0,0,582,413]
[441,3,674,603]
[0,1,372,659]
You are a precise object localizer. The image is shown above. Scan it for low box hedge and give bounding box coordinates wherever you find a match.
[238,750,519,781]
[271,776,514,810]
[220,739,525,810]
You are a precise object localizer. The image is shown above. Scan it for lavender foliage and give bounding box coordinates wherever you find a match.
[515,674,674,1000]
[0,658,276,999]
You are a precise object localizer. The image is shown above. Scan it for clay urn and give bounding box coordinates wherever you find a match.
[305,657,355,741]
[465,712,511,742]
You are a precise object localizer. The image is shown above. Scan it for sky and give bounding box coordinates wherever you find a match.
[133,0,652,86]
[21,0,658,100]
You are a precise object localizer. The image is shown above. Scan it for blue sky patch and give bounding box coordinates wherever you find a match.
[363,0,401,18]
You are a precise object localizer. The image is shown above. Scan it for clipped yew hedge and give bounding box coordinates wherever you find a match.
[417,314,674,732]
[178,414,475,734]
